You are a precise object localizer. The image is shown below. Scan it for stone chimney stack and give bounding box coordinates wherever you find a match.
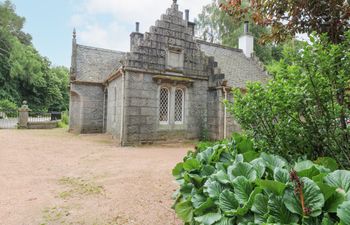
[136,22,140,33]
[239,21,254,58]
[130,22,144,51]
[185,10,195,36]
[185,9,189,21]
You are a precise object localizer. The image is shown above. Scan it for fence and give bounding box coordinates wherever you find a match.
[0,110,19,129]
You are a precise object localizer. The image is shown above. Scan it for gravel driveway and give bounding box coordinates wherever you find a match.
[0,129,190,225]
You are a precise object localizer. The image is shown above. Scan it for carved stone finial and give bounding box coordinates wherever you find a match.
[73,28,76,39]
[173,0,177,4]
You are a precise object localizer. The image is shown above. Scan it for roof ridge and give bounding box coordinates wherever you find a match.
[196,39,242,53]
[76,44,125,54]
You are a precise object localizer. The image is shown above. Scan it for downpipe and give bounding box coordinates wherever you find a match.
[223,87,227,139]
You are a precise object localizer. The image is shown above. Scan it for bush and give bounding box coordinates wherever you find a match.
[227,33,350,168]
[57,111,69,128]
[172,136,350,224]
[0,99,18,117]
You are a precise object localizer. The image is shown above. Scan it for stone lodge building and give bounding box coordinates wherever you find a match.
[69,0,268,146]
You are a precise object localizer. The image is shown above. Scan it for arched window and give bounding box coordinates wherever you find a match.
[159,87,169,124]
[175,88,184,124]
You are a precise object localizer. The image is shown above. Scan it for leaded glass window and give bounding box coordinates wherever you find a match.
[175,89,184,123]
[159,87,169,123]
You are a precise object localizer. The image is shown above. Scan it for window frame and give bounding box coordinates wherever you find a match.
[159,87,170,125]
[174,88,185,125]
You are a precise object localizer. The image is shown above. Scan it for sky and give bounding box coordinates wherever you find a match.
[6,0,212,67]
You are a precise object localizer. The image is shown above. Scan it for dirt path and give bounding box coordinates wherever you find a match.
[0,129,190,225]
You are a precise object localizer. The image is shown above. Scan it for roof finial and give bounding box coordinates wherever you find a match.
[173,0,177,4]
[73,28,76,39]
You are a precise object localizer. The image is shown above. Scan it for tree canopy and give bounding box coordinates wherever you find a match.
[220,0,350,44]
[227,32,350,168]
[195,0,294,64]
[0,0,69,112]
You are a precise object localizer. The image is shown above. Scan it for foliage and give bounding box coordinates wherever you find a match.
[196,139,231,152]
[195,0,284,64]
[0,1,69,112]
[58,111,69,128]
[0,99,17,111]
[227,32,350,168]
[173,136,350,224]
[220,0,350,44]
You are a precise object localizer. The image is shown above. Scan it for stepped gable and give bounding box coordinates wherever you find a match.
[125,2,216,78]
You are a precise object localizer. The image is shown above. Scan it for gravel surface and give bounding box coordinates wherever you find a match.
[0,129,190,225]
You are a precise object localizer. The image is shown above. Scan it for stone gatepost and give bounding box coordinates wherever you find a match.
[18,101,31,129]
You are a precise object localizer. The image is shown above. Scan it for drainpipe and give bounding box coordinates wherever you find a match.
[222,87,228,139]
[102,86,106,132]
[120,67,125,146]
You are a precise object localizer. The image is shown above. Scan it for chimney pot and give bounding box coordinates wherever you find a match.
[136,22,140,33]
[244,21,249,34]
[185,10,190,21]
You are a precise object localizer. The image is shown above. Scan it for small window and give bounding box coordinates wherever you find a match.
[175,89,184,124]
[159,87,169,124]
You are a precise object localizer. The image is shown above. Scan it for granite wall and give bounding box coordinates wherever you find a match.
[70,83,104,133]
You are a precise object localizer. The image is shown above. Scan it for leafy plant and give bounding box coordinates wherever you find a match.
[0,99,17,117]
[227,32,350,168]
[172,136,350,224]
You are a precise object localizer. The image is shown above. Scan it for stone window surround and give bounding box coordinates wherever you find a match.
[165,45,184,72]
[157,84,187,130]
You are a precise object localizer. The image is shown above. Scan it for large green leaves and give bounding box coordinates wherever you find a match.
[183,158,201,172]
[268,195,299,224]
[273,168,289,183]
[194,212,222,225]
[251,193,268,223]
[294,160,321,178]
[283,177,325,217]
[337,201,350,225]
[229,162,257,182]
[255,179,286,195]
[232,176,253,204]
[314,157,338,171]
[175,198,193,222]
[204,179,225,199]
[261,152,287,171]
[325,170,350,193]
[173,139,350,225]
[218,190,239,212]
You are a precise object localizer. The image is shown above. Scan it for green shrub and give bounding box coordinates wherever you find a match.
[227,33,350,168]
[173,136,350,224]
[61,111,69,125]
[57,111,69,128]
[0,99,18,117]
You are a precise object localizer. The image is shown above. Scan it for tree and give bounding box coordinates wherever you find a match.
[195,0,287,63]
[221,0,350,146]
[227,33,350,168]
[220,0,350,44]
[0,1,69,112]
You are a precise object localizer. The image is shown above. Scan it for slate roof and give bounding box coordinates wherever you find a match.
[75,44,126,83]
[197,40,268,88]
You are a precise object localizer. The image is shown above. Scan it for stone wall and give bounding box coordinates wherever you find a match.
[69,90,81,133]
[70,83,104,133]
[106,77,123,139]
[121,71,208,145]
